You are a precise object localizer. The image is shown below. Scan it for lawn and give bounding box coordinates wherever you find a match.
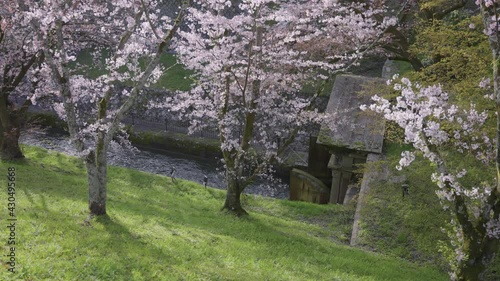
[0,146,447,280]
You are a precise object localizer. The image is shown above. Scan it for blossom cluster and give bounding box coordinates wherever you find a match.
[486,218,500,239]
[364,75,500,278]
[157,0,392,186]
[19,0,180,153]
[476,0,499,7]
[0,2,44,102]
[364,76,493,169]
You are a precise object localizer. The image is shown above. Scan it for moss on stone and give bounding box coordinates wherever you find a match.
[128,129,221,158]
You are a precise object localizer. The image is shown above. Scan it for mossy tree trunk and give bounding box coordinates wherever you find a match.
[85,136,108,216]
[0,19,39,160]
[427,140,499,280]
[0,94,30,160]
[456,237,499,280]
[222,176,247,216]
[451,195,499,280]
[473,2,500,280]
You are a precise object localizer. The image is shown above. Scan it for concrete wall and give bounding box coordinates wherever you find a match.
[350,153,386,246]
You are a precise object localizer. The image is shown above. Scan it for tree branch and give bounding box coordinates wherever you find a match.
[141,0,161,40]
[104,0,189,147]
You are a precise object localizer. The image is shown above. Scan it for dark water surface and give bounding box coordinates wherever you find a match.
[21,131,289,199]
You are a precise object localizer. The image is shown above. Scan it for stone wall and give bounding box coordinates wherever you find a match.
[350,153,386,246]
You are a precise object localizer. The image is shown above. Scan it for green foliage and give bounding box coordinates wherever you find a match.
[71,49,193,91]
[149,53,194,91]
[377,10,499,275]
[393,61,414,76]
[383,121,406,145]
[419,0,465,16]
[301,78,334,96]
[0,146,447,280]
[355,149,450,270]
[410,14,491,107]
[128,130,221,158]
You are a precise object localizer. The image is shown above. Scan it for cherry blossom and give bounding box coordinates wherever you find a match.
[0,1,44,159]
[364,75,499,279]
[23,0,189,215]
[152,0,391,214]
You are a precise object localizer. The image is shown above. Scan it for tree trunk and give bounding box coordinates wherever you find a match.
[85,144,107,216]
[0,99,26,160]
[1,127,23,160]
[457,261,485,281]
[455,237,499,281]
[455,239,485,281]
[222,177,248,216]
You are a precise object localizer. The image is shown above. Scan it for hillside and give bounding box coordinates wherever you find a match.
[0,146,447,280]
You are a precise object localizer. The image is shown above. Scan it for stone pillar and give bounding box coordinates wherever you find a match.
[330,169,342,203]
[350,153,385,246]
[328,153,354,204]
[382,59,400,79]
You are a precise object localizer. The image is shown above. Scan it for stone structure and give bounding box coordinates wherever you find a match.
[350,153,385,246]
[289,65,395,205]
[317,75,385,204]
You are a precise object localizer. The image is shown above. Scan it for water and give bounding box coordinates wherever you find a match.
[21,130,289,199]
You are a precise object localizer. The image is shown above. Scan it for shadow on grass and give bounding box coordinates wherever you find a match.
[1,156,30,167]
[14,155,446,281]
[112,193,444,281]
[15,203,182,280]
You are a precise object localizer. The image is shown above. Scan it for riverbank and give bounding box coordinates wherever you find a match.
[20,130,290,199]
[0,146,447,280]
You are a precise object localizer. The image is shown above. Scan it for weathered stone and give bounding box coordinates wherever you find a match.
[343,184,359,205]
[382,59,400,79]
[329,153,353,204]
[317,75,385,154]
[350,153,386,246]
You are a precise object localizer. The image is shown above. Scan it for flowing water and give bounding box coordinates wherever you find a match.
[21,130,289,199]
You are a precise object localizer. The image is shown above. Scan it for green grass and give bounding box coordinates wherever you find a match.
[394,60,414,75]
[357,142,499,279]
[0,146,447,280]
[154,53,193,91]
[355,153,449,268]
[73,49,193,91]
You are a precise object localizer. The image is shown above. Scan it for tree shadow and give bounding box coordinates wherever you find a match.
[16,157,445,280]
[90,213,187,278]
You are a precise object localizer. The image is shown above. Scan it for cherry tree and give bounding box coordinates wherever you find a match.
[0,2,43,160]
[23,0,189,216]
[363,1,500,279]
[364,76,497,279]
[160,0,390,215]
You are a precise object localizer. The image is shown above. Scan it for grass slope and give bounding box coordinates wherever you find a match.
[355,145,449,267]
[0,146,446,281]
[356,143,500,278]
